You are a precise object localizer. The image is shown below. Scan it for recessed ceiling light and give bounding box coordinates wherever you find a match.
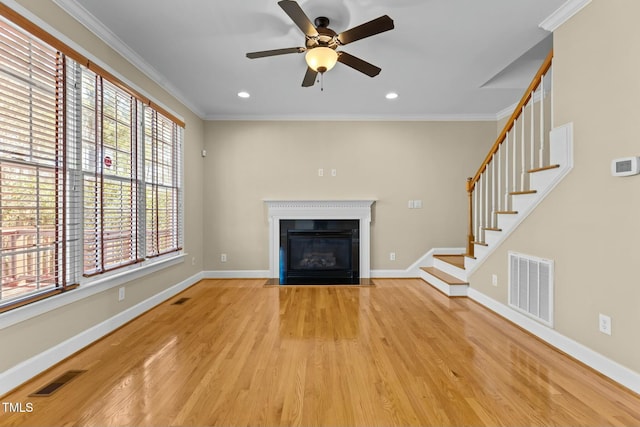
[385,92,398,100]
[237,91,250,98]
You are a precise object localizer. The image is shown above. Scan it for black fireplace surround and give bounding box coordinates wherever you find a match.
[279,219,359,285]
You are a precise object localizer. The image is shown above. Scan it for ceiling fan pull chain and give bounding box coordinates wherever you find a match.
[320,73,324,91]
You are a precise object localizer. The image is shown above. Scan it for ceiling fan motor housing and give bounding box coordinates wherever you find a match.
[306,17,339,50]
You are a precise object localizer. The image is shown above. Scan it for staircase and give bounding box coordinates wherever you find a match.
[419,50,574,297]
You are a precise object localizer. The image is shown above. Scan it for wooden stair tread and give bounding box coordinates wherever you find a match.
[421,267,468,285]
[528,164,560,174]
[483,227,502,232]
[433,254,465,269]
[496,210,518,215]
[472,241,488,246]
[510,190,537,196]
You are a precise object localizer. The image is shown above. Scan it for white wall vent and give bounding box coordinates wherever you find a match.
[508,252,554,327]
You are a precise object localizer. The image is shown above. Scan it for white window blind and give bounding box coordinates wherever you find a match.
[144,109,181,257]
[81,69,140,275]
[0,19,70,306]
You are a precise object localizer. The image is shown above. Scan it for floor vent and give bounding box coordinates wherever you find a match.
[172,297,191,305]
[508,252,554,327]
[30,370,86,397]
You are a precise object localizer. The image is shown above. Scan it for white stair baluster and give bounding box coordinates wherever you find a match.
[497,145,502,213]
[477,175,483,242]
[550,67,554,130]
[485,163,489,231]
[530,96,535,170]
[513,119,518,192]
[520,108,526,191]
[491,155,496,228]
[504,131,510,210]
[539,73,545,168]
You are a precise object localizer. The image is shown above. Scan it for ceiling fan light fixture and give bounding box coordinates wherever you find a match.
[305,47,338,73]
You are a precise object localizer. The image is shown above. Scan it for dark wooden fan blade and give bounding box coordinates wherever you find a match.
[246,47,304,59]
[337,51,381,77]
[302,67,318,87]
[337,15,394,45]
[278,0,319,37]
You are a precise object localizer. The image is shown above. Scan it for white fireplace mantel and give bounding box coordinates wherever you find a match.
[265,200,375,280]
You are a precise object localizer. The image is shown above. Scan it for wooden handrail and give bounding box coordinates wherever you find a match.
[468,49,553,193]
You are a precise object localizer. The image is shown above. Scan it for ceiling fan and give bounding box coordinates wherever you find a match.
[246,0,394,88]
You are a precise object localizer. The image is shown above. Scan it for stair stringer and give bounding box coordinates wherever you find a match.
[464,123,574,275]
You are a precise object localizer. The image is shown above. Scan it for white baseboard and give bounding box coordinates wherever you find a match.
[0,272,204,397]
[468,288,640,395]
[371,247,465,278]
[202,270,270,279]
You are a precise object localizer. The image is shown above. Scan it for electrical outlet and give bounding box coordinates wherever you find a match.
[221,253,227,263]
[414,200,423,209]
[331,169,337,177]
[390,252,396,261]
[318,168,324,177]
[492,274,498,287]
[599,313,612,335]
[118,287,125,301]
[408,200,414,209]
[191,256,196,266]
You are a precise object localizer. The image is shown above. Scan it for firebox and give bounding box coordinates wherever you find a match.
[279,219,359,284]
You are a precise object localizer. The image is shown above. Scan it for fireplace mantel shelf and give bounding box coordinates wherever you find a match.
[265,200,375,280]
[264,200,375,210]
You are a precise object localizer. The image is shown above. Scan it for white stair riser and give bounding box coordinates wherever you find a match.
[433,258,467,280]
[473,244,490,259]
[419,270,468,297]
[530,168,559,190]
[511,193,537,213]
[464,256,478,271]
[496,214,518,232]
[484,229,502,246]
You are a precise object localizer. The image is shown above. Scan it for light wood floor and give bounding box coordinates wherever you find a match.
[2,278,640,426]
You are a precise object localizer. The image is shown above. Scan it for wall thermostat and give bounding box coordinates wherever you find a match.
[611,157,640,177]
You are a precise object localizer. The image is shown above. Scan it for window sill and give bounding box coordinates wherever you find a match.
[0,252,186,330]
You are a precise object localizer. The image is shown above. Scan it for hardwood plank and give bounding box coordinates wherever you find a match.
[1,278,640,426]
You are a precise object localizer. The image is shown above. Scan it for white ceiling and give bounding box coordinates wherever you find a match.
[54,0,566,121]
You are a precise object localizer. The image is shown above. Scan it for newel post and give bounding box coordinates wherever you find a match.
[466,177,474,258]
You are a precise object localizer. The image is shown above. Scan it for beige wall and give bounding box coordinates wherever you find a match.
[471,0,640,373]
[0,1,205,372]
[203,120,495,271]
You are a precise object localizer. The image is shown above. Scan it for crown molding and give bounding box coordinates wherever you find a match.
[539,0,592,32]
[204,113,499,122]
[51,0,204,119]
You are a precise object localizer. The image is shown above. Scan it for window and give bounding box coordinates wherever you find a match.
[0,11,183,313]
[0,19,69,307]
[81,70,141,275]
[144,109,181,257]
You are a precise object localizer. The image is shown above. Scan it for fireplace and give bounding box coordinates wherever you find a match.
[265,200,375,283]
[280,220,359,284]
